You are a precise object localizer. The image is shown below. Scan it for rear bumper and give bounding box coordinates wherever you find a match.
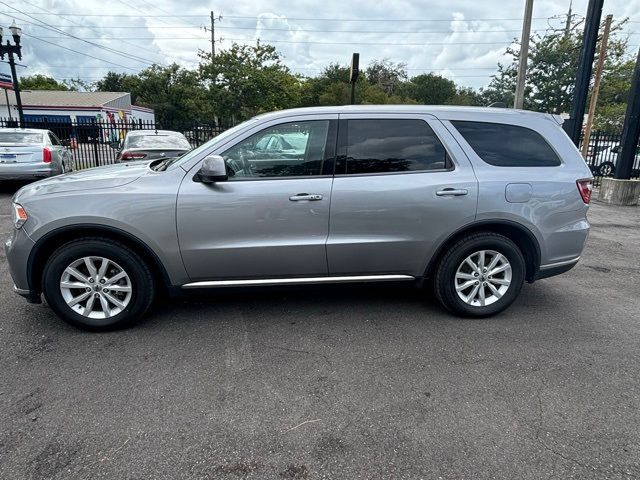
[0,163,59,180]
[535,256,580,280]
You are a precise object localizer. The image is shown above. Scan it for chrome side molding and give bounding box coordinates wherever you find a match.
[181,274,415,289]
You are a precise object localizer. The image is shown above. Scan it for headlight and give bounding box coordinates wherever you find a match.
[12,203,28,229]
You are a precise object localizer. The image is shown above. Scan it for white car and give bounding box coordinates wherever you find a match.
[0,128,73,180]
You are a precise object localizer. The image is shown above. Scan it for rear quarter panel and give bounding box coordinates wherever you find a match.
[441,113,592,266]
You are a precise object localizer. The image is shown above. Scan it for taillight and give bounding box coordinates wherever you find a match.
[43,147,52,163]
[577,179,593,204]
[120,151,147,161]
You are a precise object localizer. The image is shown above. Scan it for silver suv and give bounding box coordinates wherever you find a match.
[6,106,593,330]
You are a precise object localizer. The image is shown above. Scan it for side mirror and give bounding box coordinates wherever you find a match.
[196,154,228,183]
[61,139,71,147]
[108,140,120,150]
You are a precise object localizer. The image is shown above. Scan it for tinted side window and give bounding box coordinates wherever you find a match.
[451,121,561,167]
[223,120,332,178]
[342,119,449,175]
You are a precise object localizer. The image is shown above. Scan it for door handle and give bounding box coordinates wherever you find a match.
[289,193,323,201]
[436,188,468,197]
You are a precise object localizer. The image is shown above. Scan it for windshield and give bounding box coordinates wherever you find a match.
[125,133,191,149]
[0,132,44,145]
[165,118,260,170]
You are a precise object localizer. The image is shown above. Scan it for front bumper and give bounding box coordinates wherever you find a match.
[13,285,41,303]
[5,227,37,301]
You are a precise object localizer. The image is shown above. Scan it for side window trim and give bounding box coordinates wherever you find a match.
[335,116,454,176]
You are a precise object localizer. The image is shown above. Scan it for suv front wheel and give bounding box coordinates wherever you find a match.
[434,232,525,317]
[42,238,155,331]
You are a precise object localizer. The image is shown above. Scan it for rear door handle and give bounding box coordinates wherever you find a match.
[436,188,468,196]
[289,193,323,201]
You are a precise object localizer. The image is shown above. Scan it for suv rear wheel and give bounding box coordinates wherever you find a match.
[42,238,154,331]
[434,232,525,317]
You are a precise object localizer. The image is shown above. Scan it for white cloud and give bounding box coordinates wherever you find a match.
[3,0,639,89]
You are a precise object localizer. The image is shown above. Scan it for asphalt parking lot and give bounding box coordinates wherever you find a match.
[0,182,639,480]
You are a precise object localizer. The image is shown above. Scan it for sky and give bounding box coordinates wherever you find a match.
[1,0,640,90]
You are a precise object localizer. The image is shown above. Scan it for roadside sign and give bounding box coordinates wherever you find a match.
[0,72,13,90]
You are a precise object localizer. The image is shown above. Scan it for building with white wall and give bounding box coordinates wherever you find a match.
[0,90,154,124]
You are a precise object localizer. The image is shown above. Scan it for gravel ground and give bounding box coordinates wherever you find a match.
[0,181,639,480]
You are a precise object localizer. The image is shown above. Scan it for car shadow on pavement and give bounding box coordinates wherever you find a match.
[0,180,32,195]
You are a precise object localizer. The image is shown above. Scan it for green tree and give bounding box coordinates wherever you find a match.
[136,64,212,127]
[19,74,69,91]
[448,86,483,106]
[298,63,352,106]
[481,17,632,117]
[96,65,212,127]
[199,42,302,122]
[365,59,407,96]
[95,72,140,100]
[62,77,94,92]
[403,73,457,104]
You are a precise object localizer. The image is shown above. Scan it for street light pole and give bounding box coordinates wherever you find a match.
[0,21,24,127]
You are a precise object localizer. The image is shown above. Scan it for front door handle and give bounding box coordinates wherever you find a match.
[289,193,323,201]
[436,188,468,197]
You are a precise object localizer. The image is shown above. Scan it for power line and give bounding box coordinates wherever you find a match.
[222,37,520,46]
[0,11,555,21]
[21,33,141,71]
[135,0,203,28]
[0,4,158,66]
[224,15,553,22]
[34,65,501,71]
[12,21,640,36]
[14,0,169,62]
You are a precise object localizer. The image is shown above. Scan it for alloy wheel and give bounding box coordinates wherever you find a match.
[454,250,512,307]
[59,256,133,319]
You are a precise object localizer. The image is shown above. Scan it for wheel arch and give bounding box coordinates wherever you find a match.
[27,224,173,294]
[425,220,542,283]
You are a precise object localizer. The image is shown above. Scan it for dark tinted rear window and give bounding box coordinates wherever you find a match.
[451,121,561,167]
[342,119,449,174]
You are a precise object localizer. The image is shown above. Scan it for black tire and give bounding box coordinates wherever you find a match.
[42,238,155,331]
[433,232,525,317]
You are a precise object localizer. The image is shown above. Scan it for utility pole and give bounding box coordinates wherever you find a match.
[514,0,534,109]
[581,14,613,159]
[564,0,604,146]
[565,0,573,35]
[349,53,359,105]
[204,11,222,58]
[210,11,215,58]
[614,46,640,180]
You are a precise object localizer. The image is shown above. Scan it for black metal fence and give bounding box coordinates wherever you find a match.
[0,117,226,170]
[1,116,639,181]
[580,131,640,185]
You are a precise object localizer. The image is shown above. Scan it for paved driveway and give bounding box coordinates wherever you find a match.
[0,182,638,479]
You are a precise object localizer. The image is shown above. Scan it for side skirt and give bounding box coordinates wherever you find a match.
[181,274,415,289]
